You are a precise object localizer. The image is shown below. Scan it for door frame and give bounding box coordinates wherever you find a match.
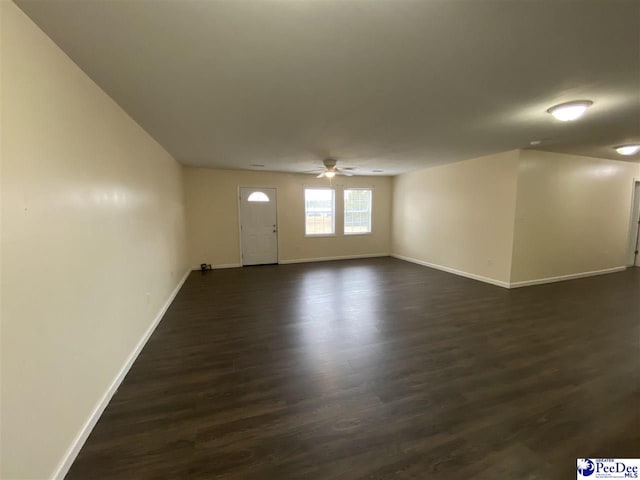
[237,185,279,266]
[627,178,640,267]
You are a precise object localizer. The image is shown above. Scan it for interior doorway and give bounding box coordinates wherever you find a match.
[629,181,640,267]
[239,187,278,266]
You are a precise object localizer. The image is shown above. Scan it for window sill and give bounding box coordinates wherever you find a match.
[344,232,372,236]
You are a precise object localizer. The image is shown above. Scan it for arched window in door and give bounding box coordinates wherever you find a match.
[247,191,270,202]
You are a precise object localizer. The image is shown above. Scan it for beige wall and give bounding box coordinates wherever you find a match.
[1,3,188,479]
[0,2,4,475]
[631,182,640,267]
[510,150,640,283]
[392,149,640,287]
[185,168,392,267]
[392,150,520,285]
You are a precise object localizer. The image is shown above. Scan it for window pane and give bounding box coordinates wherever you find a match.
[344,189,372,234]
[247,191,269,202]
[305,188,335,235]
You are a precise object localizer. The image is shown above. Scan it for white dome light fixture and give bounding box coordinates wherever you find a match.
[547,100,593,121]
[614,144,640,156]
[324,170,336,178]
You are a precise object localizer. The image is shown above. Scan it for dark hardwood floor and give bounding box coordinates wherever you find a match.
[66,258,640,479]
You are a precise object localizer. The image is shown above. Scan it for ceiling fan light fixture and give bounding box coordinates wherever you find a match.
[325,170,336,178]
[614,144,640,156]
[546,100,593,121]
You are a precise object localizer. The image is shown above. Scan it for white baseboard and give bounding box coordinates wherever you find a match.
[391,254,511,288]
[193,256,389,268]
[279,253,389,265]
[52,268,192,480]
[392,254,628,289]
[509,266,627,288]
[192,263,241,270]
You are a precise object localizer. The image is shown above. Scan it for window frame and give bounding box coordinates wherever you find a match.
[304,186,336,237]
[343,187,373,236]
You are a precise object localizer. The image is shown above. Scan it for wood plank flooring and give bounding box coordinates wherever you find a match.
[66,258,640,479]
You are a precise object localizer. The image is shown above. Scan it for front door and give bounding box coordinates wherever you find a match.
[239,187,278,265]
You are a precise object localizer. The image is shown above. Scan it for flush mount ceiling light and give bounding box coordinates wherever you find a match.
[546,100,593,121]
[614,144,640,156]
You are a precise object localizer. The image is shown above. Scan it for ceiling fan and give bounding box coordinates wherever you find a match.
[311,159,353,178]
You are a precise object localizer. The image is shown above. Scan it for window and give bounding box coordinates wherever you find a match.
[247,191,270,202]
[344,188,372,234]
[305,188,335,235]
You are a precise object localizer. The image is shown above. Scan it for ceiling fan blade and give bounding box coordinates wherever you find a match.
[336,168,353,177]
[316,172,326,178]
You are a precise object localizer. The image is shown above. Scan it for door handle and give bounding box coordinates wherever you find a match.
[273,224,278,233]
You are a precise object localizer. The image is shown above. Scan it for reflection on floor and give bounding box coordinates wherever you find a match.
[67,258,640,480]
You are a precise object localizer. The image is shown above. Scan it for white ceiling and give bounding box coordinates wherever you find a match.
[16,0,640,175]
